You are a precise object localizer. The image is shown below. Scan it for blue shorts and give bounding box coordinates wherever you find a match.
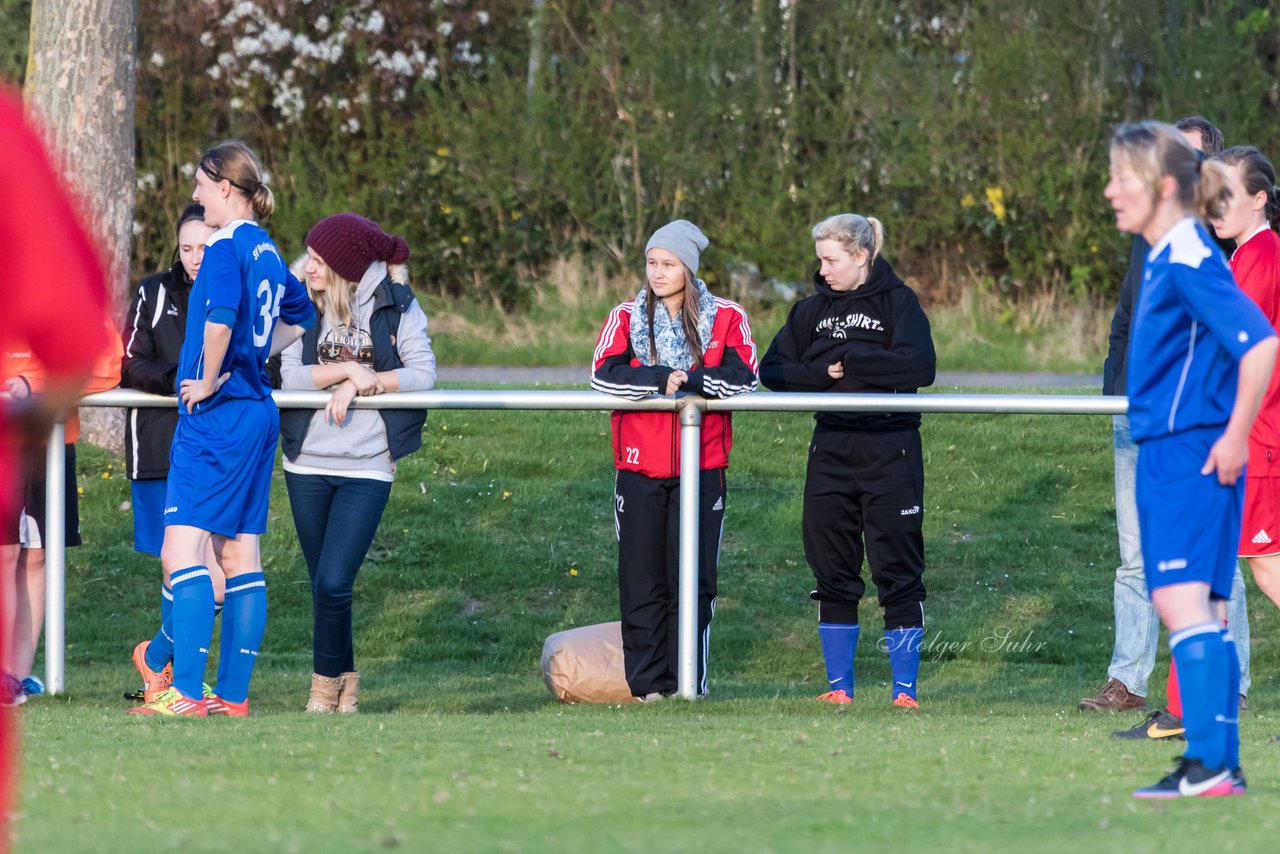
[165,397,279,538]
[1137,426,1243,599]
[131,478,168,556]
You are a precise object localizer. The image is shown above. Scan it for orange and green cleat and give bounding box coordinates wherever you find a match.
[128,686,207,717]
[892,692,920,709]
[130,640,173,704]
[818,689,852,704]
[206,693,250,717]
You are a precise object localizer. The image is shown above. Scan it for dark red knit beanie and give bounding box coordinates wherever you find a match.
[305,213,410,283]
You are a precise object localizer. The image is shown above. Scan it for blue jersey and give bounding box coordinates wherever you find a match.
[1128,217,1276,442]
[175,219,313,414]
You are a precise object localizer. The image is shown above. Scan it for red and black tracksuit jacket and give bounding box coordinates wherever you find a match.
[590,298,758,477]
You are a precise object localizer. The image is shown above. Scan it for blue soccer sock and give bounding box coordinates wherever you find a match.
[170,566,215,700]
[144,583,174,671]
[1169,623,1229,771]
[885,627,924,700]
[217,572,267,704]
[1221,627,1241,771]
[818,623,858,695]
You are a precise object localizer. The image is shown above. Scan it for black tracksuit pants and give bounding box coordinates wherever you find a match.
[803,426,925,630]
[614,468,725,697]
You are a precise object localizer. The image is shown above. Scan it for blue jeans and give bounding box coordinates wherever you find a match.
[285,472,392,678]
[1109,415,1251,696]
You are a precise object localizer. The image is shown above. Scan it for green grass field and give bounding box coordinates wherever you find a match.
[14,390,1280,851]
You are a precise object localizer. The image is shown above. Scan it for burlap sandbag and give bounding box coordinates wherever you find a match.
[541,621,638,704]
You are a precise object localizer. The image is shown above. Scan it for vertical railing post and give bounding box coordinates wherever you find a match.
[676,398,704,699]
[44,420,67,695]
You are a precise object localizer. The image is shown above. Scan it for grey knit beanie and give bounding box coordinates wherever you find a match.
[644,220,708,277]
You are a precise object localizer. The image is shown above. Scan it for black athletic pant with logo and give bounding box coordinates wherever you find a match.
[614,467,725,697]
[803,426,925,630]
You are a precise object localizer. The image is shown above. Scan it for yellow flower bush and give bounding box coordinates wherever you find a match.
[984,186,1006,223]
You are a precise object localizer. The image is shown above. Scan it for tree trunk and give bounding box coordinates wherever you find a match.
[25,0,137,454]
[527,0,546,103]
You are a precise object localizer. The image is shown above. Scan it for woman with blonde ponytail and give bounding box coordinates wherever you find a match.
[130,140,315,718]
[1106,121,1278,798]
[760,213,935,709]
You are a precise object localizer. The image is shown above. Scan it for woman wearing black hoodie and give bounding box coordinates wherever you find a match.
[760,214,935,708]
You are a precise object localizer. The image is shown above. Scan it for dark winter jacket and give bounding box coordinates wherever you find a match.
[278,275,428,463]
[760,256,936,431]
[121,263,190,479]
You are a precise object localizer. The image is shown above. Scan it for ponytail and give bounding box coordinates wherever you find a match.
[199,140,274,222]
[249,183,275,221]
[866,216,885,261]
[1266,188,1280,232]
[1194,159,1232,223]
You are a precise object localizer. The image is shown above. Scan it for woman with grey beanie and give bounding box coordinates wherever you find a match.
[590,220,759,700]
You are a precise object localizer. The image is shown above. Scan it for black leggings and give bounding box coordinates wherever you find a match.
[803,426,925,630]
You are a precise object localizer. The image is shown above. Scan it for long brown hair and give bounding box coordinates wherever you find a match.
[646,267,704,370]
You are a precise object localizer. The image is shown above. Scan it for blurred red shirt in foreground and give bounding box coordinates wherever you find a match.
[0,84,111,850]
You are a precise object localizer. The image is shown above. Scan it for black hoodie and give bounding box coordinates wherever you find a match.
[760,255,936,430]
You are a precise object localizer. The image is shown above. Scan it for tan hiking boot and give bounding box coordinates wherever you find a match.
[337,671,360,713]
[305,673,341,714]
[1078,677,1146,712]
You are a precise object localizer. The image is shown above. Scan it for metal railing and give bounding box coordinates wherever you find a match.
[42,388,1125,699]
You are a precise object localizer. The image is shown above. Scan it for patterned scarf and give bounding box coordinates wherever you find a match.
[629,277,717,370]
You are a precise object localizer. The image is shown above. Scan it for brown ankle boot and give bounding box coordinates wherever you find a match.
[1078,677,1146,712]
[337,671,360,713]
[305,673,341,713]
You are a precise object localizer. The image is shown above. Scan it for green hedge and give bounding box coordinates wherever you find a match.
[6,1,1280,306]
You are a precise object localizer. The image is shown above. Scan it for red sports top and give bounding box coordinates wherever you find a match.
[591,297,758,479]
[0,85,111,833]
[1231,228,1280,474]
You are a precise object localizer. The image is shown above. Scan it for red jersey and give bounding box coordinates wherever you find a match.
[0,85,111,831]
[591,297,758,478]
[1231,228,1280,473]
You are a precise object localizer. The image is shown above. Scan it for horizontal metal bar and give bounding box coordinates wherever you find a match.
[79,388,678,411]
[78,388,1127,416]
[706,392,1127,416]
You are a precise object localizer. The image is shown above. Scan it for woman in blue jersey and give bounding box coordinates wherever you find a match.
[1106,121,1277,798]
[122,204,227,705]
[278,213,435,713]
[130,141,313,717]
